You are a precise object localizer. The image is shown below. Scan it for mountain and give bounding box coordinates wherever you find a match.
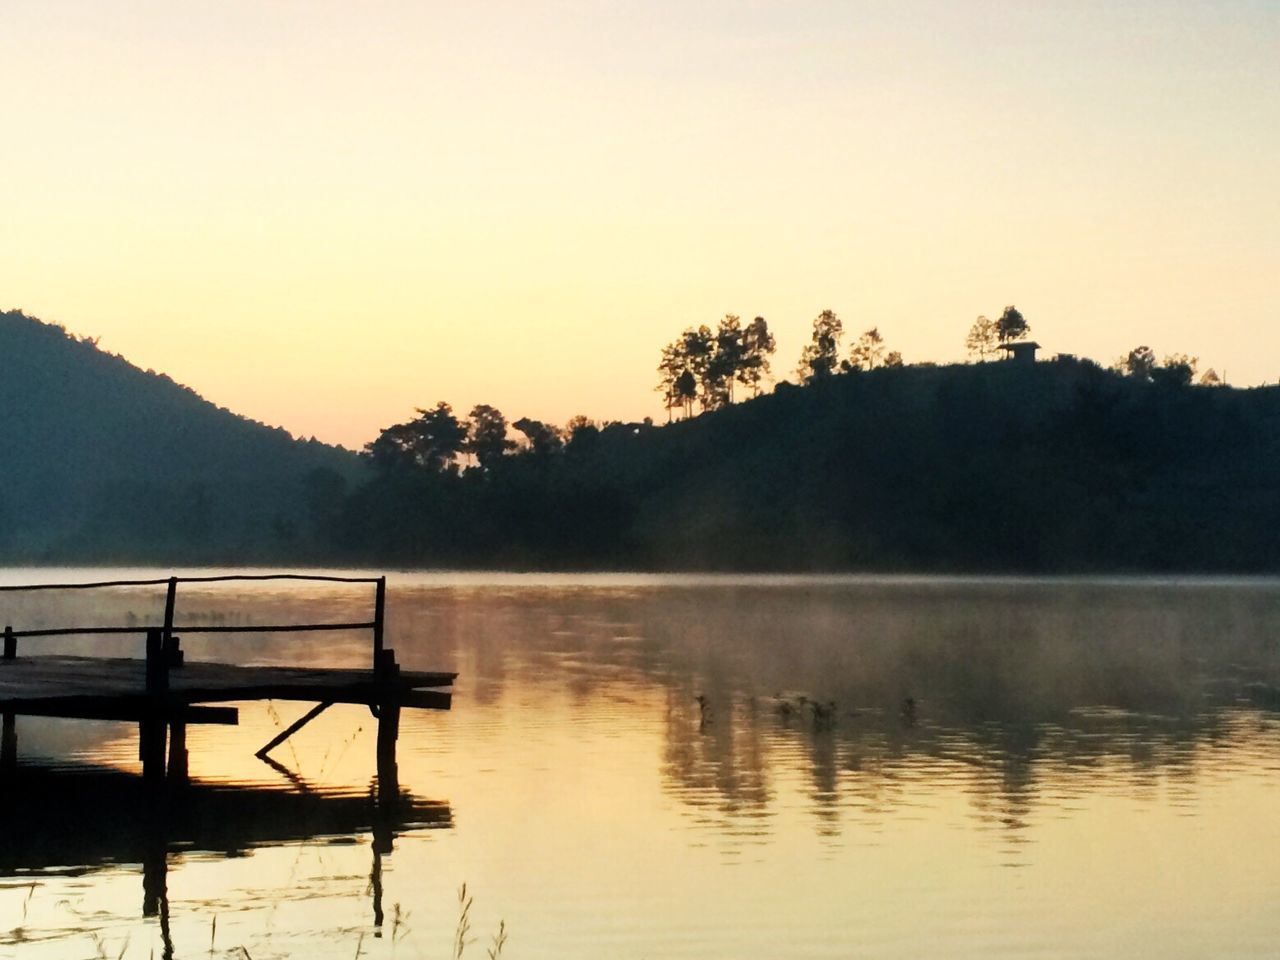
[0,309,365,562]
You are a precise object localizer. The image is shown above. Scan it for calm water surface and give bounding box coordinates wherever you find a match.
[2,571,1279,959]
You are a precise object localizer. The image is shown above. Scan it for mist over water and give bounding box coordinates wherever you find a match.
[3,572,1279,959]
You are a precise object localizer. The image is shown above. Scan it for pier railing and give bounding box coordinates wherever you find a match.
[1,573,389,669]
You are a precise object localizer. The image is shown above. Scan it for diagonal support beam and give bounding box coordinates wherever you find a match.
[254,701,333,759]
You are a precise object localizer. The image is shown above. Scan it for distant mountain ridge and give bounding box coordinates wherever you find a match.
[0,309,364,561]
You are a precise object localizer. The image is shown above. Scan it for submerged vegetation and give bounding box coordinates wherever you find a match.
[3,305,1276,572]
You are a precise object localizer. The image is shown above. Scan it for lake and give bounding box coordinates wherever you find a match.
[2,571,1279,959]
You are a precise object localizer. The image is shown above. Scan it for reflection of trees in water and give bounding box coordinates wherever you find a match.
[384,580,1280,845]
[661,687,773,837]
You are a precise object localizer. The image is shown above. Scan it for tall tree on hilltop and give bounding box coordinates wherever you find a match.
[656,340,689,421]
[797,309,843,383]
[738,316,776,396]
[657,333,708,420]
[1121,345,1157,380]
[673,370,697,418]
[847,327,886,371]
[467,404,515,470]
[995,305,1029,343]
[658,320,742,418]
[708,315,745,405]
[966,315,998,360]
[680,325,717,411]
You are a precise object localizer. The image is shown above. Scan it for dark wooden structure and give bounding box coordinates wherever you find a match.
[0,574,455,783]
[0,574,455,946]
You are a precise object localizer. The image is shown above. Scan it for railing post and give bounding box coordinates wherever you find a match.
[2,626,14,661]
[372,576,386,671]
[161,577,183,668]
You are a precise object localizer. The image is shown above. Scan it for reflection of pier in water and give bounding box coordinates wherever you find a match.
[0,763,452,954]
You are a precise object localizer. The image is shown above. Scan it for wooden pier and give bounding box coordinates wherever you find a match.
[0,573,456,783]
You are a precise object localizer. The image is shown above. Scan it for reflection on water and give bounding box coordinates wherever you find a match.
[3,572,1280,958]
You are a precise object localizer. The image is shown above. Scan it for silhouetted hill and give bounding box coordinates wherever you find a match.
[7,305,1278,571]
[0,309,364,561]
[337,358,1280,572]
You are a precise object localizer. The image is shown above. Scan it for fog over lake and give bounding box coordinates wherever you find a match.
[3,571,1279,959]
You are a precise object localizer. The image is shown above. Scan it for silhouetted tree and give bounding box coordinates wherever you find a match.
[513,417,564,456]
[363,401,466,473]
[674,370,697,418]
[565,415,601,454]
[659,317,760,417]
[797,309,843,383]
[1200,369,1222,386]
[738,316,776,396]
[679,325,718,411]
[468,404,515,469]
[966,315,998,361]
[847,327,886,371]
[708,315,745,405]
[566,415,598,439]
[657,340,691,421]
[1151,354,1197,387]
[883,351,904,368]
[362,421,423,471]
[1122,346,1157,380]
[995,306,1029,343]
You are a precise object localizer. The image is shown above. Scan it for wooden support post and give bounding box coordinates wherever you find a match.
[375,648,401,772]
[370,847,385,929]
[374,646,400,853]
[141,628,168,781]
[372,576,386,670]
[167,718,187,785]
[376,701,401,772]
[2,712,15,775]
[141,832,168,920]
[373,722,399,856]
[3,625,15,661]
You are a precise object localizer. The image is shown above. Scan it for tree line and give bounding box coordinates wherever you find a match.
[366,302,1222,473]
[362,402,644,475]
[654,303,1219,423]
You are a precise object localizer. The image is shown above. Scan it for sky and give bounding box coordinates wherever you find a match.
[2,0,1277,449]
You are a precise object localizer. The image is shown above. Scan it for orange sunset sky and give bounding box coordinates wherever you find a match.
[2,1,1276,449]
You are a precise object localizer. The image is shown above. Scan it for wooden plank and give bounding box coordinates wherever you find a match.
[0,656,455,713]
[2,701,238,724]
[401,689,452,710]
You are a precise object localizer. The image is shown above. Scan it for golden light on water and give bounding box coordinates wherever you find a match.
[5,574,1280,958]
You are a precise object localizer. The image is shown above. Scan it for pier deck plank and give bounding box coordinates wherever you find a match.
[0,655,455,717]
